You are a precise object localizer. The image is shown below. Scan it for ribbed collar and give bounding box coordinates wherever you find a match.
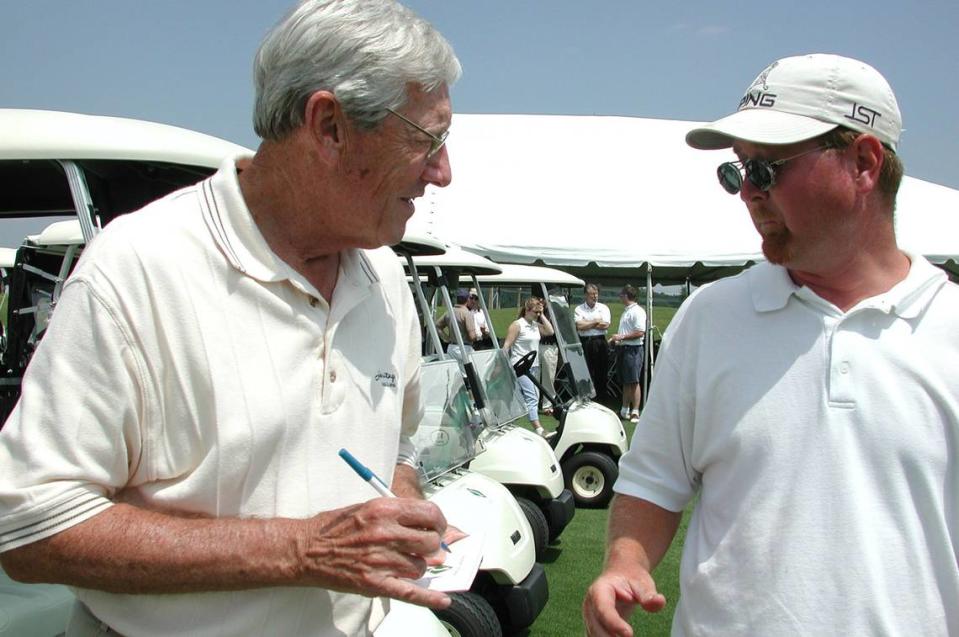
[200,156,379,300]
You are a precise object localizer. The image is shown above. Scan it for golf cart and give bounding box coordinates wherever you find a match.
[409,247,575,558]
[0,109,250,424]
[393,240,548,637]
[476,264,628,508]
[0,110,249,635]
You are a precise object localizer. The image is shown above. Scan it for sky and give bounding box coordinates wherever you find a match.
[2,1,957,244]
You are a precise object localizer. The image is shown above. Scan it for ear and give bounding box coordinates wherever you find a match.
[850,133,884,195]
[302,90,345,158]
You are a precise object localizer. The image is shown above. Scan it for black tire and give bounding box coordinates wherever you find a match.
[516,496,550,561]
[562,451,618,508]
[434,591,502,637]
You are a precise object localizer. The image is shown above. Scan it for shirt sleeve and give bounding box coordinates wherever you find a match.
[614,314,700,512]
[0,277,146,551]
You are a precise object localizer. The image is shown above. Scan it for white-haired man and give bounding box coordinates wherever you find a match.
[585,54,959,636]
[0,1,462,635]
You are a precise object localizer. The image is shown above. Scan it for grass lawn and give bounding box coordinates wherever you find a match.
[513,413,690,637]
[483,301,688,635]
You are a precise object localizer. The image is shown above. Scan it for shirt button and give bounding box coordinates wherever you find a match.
[330,371,337,383]
[839,362,850,374]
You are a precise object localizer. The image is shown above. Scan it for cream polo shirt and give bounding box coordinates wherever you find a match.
[0,157,424,636]
[616,257,959,636]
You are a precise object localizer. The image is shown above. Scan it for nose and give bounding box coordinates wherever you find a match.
[739,172,768,203]
[423,145,452,188]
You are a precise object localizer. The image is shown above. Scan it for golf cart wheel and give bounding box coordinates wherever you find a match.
[562,451,618,508]
[434,591,502,637]
[516,497,550,561]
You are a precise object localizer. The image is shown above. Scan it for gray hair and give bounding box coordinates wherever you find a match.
[253,0,461,140]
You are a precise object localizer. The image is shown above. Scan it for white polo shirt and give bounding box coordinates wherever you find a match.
[616,258,959,636]
[0,157,423,636]
[574,301,611,337]
[615,302,646,346]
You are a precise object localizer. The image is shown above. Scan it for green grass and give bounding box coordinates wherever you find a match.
[485,300,687,635]
[509,412,690,636]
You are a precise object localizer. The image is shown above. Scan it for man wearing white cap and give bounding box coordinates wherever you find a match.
[584,54,959,636]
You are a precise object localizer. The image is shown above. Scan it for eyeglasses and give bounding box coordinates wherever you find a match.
[469,294,479,300]
[717,146,829,195]
[386,108,449,159]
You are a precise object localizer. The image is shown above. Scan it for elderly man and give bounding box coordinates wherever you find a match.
[584,54,959,636]
[0,1,461,635]
[574,283,611,401]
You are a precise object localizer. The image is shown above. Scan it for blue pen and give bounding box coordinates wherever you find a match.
[339,448,451,552]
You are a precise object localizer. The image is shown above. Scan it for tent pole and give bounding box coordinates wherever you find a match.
[645,265,653,404]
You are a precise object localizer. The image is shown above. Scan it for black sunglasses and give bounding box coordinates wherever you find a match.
[717,146,829,195]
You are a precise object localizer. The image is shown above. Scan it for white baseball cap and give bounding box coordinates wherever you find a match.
[686,54,902,151]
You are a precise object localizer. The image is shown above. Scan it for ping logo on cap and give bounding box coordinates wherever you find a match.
[739,91,776,110]
[738,61,780,110]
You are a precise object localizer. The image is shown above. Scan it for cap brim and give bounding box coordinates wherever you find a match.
[686,109,838,149]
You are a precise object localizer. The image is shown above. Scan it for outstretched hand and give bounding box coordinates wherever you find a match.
[299,497,454,609]
[583,568,666,637]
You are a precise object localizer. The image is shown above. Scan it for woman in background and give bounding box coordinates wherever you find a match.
[503,297,554,438]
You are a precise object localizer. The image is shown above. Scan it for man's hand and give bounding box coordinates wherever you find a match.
[583,567,666,637]
[301,497,452,609]
[425,524,468,566]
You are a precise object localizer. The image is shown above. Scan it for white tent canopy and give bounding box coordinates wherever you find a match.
[409,114,959,283]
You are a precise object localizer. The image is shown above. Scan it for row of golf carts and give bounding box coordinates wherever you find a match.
[0,109,629,636]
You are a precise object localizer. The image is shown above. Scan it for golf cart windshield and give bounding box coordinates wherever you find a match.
[546,292,595,400]
[467,347,528,426]
[413,357,481,481]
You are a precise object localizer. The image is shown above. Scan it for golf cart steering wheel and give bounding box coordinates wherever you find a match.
[512,350,537,377]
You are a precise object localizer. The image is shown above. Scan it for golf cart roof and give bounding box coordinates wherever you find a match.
[0,109,248,166]
[392,231,446,257]
[26,219,83,247]
[475,263,584,287]
[0,247,16,269]
[411,244,502,275]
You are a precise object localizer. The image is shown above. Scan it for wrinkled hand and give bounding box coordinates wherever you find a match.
[424,524,468,566]
[300,497,452,609]
[583,568,666,637]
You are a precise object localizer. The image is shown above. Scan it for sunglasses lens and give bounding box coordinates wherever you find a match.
[745,160,774,191]
[717,162,742,194]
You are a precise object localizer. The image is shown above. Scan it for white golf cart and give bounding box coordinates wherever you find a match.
[0,109,249,423]
[476,264,628,508]
[394,241,548,637]
[0,109,248,635]
[409,247,575,558]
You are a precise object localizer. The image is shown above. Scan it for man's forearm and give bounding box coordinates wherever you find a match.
[605,494,682,575]
[391,463,424,499]
[1,503,305,593]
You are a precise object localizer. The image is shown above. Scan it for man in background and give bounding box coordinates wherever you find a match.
[467,287,492,350]
[608,284,645,423]
[0,1,462,635]
[575,283,611,401]
[584,54,959,636]
[436,288,480,360]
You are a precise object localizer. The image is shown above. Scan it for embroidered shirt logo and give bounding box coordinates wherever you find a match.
[374,371,397,388]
